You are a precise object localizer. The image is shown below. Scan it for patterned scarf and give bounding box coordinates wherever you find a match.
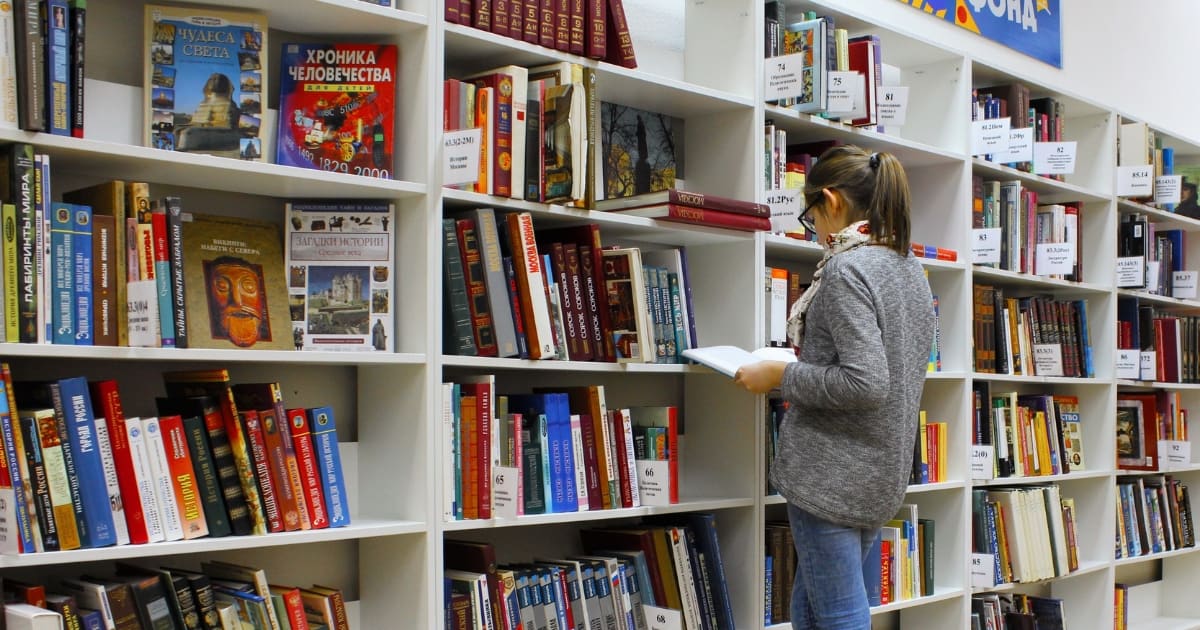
[786,220,873,348]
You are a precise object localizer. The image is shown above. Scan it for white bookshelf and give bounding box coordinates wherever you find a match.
[7,0,1197,628]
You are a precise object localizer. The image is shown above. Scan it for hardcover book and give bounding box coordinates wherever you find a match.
[600,102,682,203]
[144,5,267,160]
[276,43,397,178]
[180,213,291,350]
[285,200,394,352]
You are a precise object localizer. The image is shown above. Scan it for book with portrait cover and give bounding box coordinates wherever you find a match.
[276,43,397,178]
[179,213,291,350]
[285,200,394,352]
[144,4,268,160]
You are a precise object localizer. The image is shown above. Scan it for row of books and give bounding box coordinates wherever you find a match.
[1118,213,1184,295]
[1115,474,1196,560]
[0,0,86,136]
[971,485,1080,586]
[0,367,349,556]
[971,178,1083,280]
[971,85,1065,181]
[971,593,1066,630]
[1116,391,1189,472]
[971,285,1095,378]
[1117,120,1178,211]
[442,377,677,520]
[911,411,948,485]
[443,0,638,69]
[449,517,732,630]
[1117,298,1200,384]
[443,210,698,363]
[971,387,1087,479]
[3,560,350,630]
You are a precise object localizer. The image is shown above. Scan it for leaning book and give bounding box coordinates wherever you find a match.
[180,213,292,350]
[681,345,797,378]
[285,200,395,352]
[144,4,268,160]
[276,43,398,178]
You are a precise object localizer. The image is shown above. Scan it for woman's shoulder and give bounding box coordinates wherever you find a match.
[832,245,919,276]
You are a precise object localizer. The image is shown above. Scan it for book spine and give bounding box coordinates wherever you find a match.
[50,202,75,344]
[569,0,585,54]
[456,218,499,357]
[287,408,329,529]
[564,244,594,361]
[539,0,555,47]
[608,412,632,508]
[143,416,185,541]
[668,189,772,218]
[577,243,608,362]
[44,0,69,135]
[474,208,519,358]
[259,406,301,532]
[0,402,34,552]
[507,212,555,359]
[165,196,187,348]
[180,413,231,538]
[555,0,570,50]
[3,203,17,343]
[10,144,35,341]
[34,412,77,550]
[242,411,283,533]
[69,0,84,137]
[523,0,539,42]
[58,377,118,547]
[199,403,254,536]
[308,406,350,527]
[474,0,492,31]
[442,218,478,355]
[586,0,605,58]
[474,389,492,520]
[90,214,115,345]
[502,256,530,359]
[91,414,130,546]
[604,0,636,68]
[159,415,208,539]
[475,74,514,198]
[92,381,149,544]
[510,0,524,40]
[14,0,43,131]
[0,4,16,130]
[493,0,510,36]
[125,417,165,542]
[273,401,311,531]
[72,203,92,344]
[150,208,174,346]
[550,242,582,360]
[459,0,472,25]
[446,0,460,22]
[15,414,49,553]
[654,204,773,231]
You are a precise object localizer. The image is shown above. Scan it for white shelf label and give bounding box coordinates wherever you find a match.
[765,53,809,101]
[1035,242,1075,276]
[1156,175,1183,205]
[971,553,997,588]
[644,606,684,630]
[1160,440,1192,470]
[876,86,909,126]
[998,127,1034,163]
[1116,256,1146,288]
[972,228,1002,264]
[636,459,673,506]
[1033,141,1077,175]
[826,71,862,114]
[1173,271,1198,299]
[1033,344,1064,377]
[1116,349,1140,380]
[1117,165,1154,196]
[1141,351,1157,381]
[972,118,1011,156]
[443,128,481,186]
[491,466,520,519]
[765,188,803,234]
[971,445,995,480]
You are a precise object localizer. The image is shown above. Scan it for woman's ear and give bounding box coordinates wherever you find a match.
[822,187,845,222]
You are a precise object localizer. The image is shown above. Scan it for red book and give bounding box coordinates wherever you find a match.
[269,585,310,630]
[539,0,555,48]
[446,0,459,22]
[555,0,570,51]
[474,0,492,31]
[493,0,510,36]
[257,406,302,531]
[158,415,208,539]
[614,204,771,232]
[460,0,472,25]
[586,0,605,58]
[546,242,584,360]
[604,0,636,68]
[461,382,492,520]
[847,36,880,127]
[609,410,632,508]
[563,243,595,360]
[509,0,524,40]
[456,218,500,357]
[577,413,603,510]
[287,408,329,529]
[569,0,585,54]
[460,394,478,519]
[597,189,771,217]
[470,73,514,198]
[523,0,540,43]
[90,380,150,545]
[537,225,615,362]
[241,410,283,533]
[879,539,892,604]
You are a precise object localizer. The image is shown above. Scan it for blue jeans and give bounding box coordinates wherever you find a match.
[787,502,878,630]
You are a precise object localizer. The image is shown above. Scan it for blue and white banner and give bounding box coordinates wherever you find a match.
[899,0,1062,68]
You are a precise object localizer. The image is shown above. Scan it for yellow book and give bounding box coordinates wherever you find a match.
[935,423,947,483]
[918,410,928,482]
[1033,410,1053,476]
[28,409,81,550]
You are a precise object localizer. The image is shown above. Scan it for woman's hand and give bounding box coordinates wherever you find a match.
[733,361,788,394]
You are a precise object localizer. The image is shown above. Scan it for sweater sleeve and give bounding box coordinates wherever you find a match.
[781,262,890,410]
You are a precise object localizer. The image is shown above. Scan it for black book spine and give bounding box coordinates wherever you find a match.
[69,0,85,137]
[14,0,44,131]
[181,414,231,537]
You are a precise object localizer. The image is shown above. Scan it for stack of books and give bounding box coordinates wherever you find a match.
[596,189,771,232]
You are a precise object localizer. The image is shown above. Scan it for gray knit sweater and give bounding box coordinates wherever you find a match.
[768,245,934,530]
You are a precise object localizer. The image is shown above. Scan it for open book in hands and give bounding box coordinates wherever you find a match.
[681,345,797,378]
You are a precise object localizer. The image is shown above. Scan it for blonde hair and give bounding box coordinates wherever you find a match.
[805,145,911,255]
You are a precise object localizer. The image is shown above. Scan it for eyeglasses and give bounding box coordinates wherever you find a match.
[799,189,824,234]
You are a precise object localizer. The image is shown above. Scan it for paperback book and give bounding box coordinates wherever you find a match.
[682,345,797,378]
[285,200,395,352]
[276,43,397,178]
[144,5,268,160]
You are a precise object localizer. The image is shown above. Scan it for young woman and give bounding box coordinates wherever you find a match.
[735,146,935,629]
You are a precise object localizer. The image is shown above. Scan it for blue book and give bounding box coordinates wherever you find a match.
[50,202,75,344]
[764,555,773,625]
[863,531,883,606]
[307,406,350,527]
[78,608,104,630]
[451,382,462,520]
[1163,147,1176,212]
[546,392,577,513]
[57,376,117,547]
[685,513,735,628]
[600,550,656,607]
[70,203,92,345]
[509,394,569,513]
[45,0,71,136]
[1075,299,1094,378]
[0,379,35,553]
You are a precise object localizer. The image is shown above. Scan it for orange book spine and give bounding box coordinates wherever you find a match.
[159,415,208,539]
[287,408,328,529]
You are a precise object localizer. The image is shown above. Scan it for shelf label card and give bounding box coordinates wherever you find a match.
[491,466,520,519]
[1033,344,1064,377]
[1033,141,1077,175]
[998,127,1034,163]
[972,228,1002,264]
[1035,243,1074,276]
[636,459,672,506]
[443,128,482,186]
[765,188,803,234]
[877,86,909,126]
[1160,440,1192,470]
[1141,351,1157,381]
[1156,175,1183,205]
[826,71,862,114]
[971,553,997,588]
[765,53,808,100]
[1116,257,1146,288]
[971,118,1011,156]
[971,445,995,480]
[1147,260,1161,294]
[644,606,684,630]
[1117,165,1154,196]
[1173,271,1198,299]
[1116,349,1140,380]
